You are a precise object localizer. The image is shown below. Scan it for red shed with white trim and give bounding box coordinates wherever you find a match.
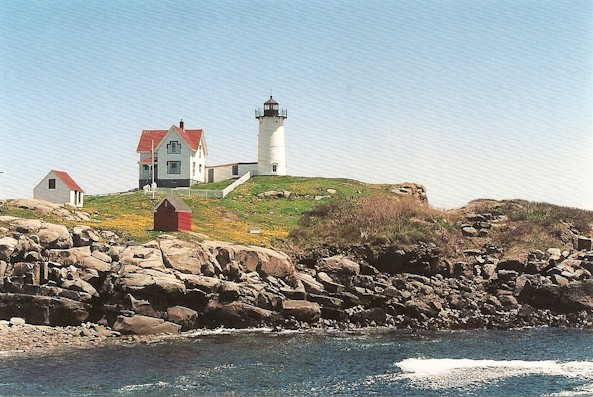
[153,197,192,232]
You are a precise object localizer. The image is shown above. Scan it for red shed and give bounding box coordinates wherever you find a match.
[153,197,192,232]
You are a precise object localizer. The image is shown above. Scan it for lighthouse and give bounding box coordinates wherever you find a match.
[255,96,287,176]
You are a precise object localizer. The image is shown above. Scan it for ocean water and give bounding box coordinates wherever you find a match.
[1,327,593,396]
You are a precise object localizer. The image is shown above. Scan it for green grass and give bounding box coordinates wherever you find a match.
[191,179,236,190]
[79,176,386,245]
[2,178,590,258]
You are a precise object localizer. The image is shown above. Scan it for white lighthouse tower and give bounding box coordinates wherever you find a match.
[255,96,287,176]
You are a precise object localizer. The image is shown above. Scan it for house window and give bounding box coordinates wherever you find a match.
[272,164,278,173]
[198,145,202,158]
[232,165,239,176]
[167,161,181,174]
[167,141,181,154]
[48,179,56,189]
[192,162,196,176]
[199,164,202,173]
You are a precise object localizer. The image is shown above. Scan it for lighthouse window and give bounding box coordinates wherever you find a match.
[272,164,278,173]
[167,161,181,174]
[167,141,181,154]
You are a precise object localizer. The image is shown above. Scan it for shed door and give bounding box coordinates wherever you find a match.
[208,168,214,183]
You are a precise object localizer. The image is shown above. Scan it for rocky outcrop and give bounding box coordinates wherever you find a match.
[113,314,181,335]
[390,183,428,204]
[1,215,593,334]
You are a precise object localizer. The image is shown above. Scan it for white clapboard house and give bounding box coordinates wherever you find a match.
[136,120,207,189]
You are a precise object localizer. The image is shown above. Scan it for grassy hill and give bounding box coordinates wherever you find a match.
[83,176,387,245]
[1,176,592,259]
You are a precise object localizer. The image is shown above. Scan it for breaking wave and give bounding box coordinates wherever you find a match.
[374,358,593,391]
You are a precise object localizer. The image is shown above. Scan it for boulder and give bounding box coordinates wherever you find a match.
[10,218,43,233]
[519,279,593,313]
[296,272,325,294]
[0,292,89,325]
[282,300,321,323]
[404,300,438,319]
[306,294,343,309]
[349,307,387,325]
[315,256,360,285]
[37,223,73,249]
[497,258,526,273]
[255,291,284,311]
[119,246,165,269]
[316,272,345,293]
[250,246,295,279]
[48,246,92,267]
[113,315,181,335]
[72,226,100,247]
[577,236,593,251]
[201,301,281,328]
[461,226,478,237]
[9,317,26,326]
[167,306,198,324]
[160,238,215,274]
[9,199,60,213]
[177,274,221,293]
[80,256,111,273]
[61,278,99,297]
[0,237,18,261]
[91,250,112,263]
[9,262,41,285]
[117,267,186,298]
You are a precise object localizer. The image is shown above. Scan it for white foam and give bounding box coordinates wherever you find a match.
[118,380,169,392]
[370,358,593,391]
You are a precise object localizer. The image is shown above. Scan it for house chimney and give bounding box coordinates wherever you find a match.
[179,119,184,129]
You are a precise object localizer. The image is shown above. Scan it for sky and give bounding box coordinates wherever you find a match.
[1,0,592,210]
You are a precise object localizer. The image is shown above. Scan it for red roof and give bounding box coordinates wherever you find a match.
[137,126,203,152]
[139,158,155,164]
[52,170,84,192]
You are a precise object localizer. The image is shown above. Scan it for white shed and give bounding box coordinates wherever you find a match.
[33,170,84,207]
[206,162,258,183]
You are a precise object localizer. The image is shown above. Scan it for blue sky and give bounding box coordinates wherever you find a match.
[1,0,592,209]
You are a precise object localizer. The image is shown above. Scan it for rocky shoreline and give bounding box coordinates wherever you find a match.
[1,209,593,351]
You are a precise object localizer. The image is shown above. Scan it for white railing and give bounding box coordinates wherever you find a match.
[148,171,252,199]
[222,171,252,197]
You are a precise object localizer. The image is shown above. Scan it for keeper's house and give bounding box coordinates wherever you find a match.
[137,120,207,189]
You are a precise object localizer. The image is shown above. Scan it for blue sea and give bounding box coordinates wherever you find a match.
[1,327,593,396]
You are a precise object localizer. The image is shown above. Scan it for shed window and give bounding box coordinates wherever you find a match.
[232,165,239,176]
[167,141,181,154]
[49,179,56,189]
[167,161,181,174]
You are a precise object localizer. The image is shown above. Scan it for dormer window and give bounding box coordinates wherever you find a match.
[167,141,181,154]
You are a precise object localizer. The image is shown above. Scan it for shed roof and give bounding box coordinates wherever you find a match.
[52,170,84,192]
[154,196,192,213]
